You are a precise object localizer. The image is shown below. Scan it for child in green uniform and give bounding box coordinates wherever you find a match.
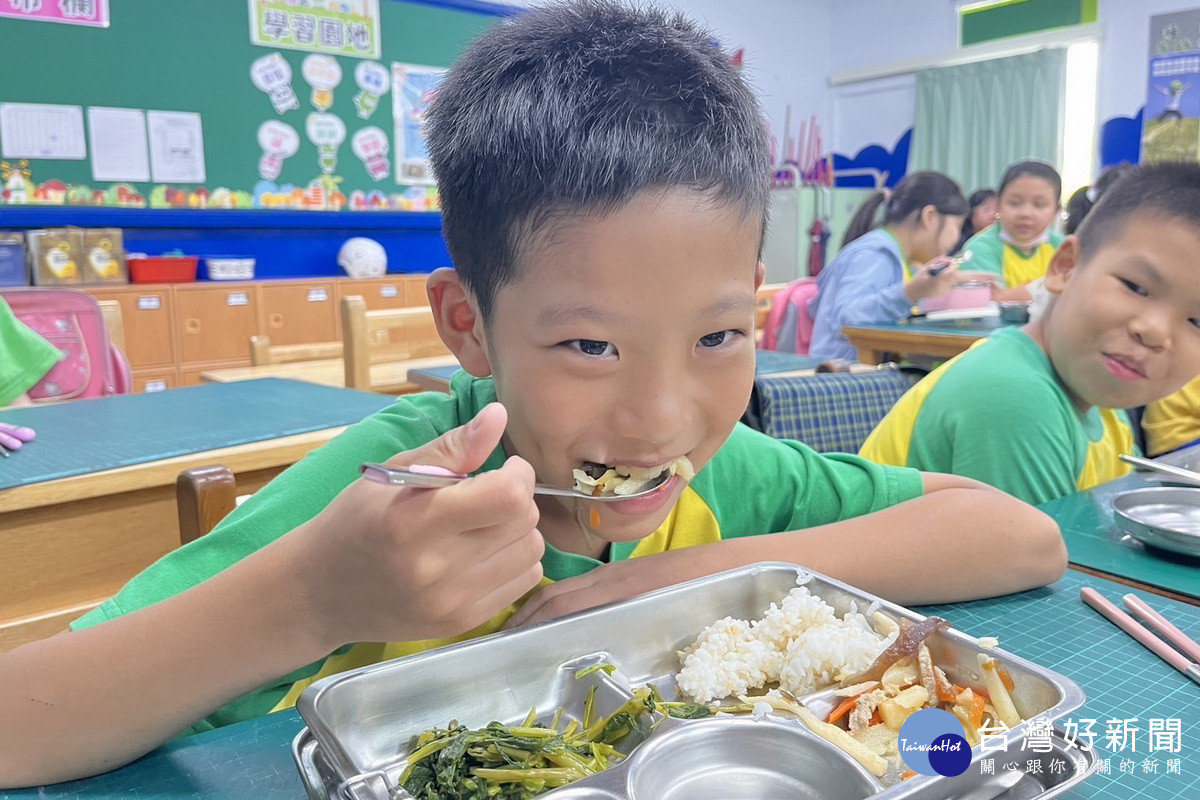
[0,1,1065,787]
[961,160,1064,302]
[0,295,61,409]
[860,162,1200,505]
[0,295,61,450]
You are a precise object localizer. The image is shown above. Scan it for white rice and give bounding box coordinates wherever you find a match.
[676,583,895,704]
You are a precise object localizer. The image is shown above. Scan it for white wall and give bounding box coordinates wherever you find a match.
[495,0,1198,168]
[496,0,833,160]
[825,0,1200,159]
[668,0,832,161]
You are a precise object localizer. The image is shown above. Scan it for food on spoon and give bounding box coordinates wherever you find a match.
[572,456,695,497]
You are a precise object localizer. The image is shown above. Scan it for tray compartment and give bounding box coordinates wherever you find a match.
[293,564,1088,800]
[622,717,880,800]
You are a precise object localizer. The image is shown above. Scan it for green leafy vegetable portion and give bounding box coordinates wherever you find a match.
[398,678,758,799]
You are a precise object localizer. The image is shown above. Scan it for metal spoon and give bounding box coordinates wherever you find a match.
[927,250,973,277]
[1119,453,1200,486]
[359,462,674,501]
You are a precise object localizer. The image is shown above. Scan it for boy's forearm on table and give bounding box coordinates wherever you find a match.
[0,538,328,788]
[714,480,1065,606]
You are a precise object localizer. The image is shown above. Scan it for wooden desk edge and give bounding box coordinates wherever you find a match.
[1068,563,1200,607]
[0,426,346,513]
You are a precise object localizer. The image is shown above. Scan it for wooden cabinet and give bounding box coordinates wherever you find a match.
[338,275,425,311]
[259,281,339,345]
[402,276,442,356]
[132,369,178,393]
[86,286,175,370]
[82,275,435,392]
[173,283,260,365]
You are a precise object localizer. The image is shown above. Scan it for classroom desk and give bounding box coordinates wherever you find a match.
[199,354,460,394]
[843,317,1005,364]
[8,568,1196,799]
[405,351,829,394]
[0,380,395,653]
[1038,448,1200,606]
[406,363,461,393]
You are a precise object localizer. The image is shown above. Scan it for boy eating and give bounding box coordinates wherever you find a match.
[0,1,1063,787]
[861,162,1200,505]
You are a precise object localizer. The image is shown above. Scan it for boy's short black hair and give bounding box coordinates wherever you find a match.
[427,0,771,321]
[1075,162,1200,255]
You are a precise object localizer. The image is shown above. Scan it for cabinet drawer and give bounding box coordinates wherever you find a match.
[86,287,175,369]
[339,277,411,311]
[260,282,339,345]
[131,368,178,394]
[174,285,259,365]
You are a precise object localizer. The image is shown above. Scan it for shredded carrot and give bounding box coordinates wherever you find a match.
[936,681,960,703]
[998,667,1015,692]
[826,693,860,724]
[589,507,600,528]
[969,692,987,728]
[900,770,917,780]
[870,708,883,726]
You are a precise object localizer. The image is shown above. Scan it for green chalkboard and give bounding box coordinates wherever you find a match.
[0,0,504,210]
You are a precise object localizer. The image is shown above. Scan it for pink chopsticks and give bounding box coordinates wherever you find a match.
[1080,588,1200,686]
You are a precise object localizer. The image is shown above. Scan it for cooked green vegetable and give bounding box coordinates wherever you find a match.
[573,664,617,679]
[399,685,760,800]
[398,680,758,800]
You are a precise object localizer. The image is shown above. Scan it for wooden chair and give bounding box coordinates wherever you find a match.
[249,334,342,366]
[340,295,450,391]
[97,300,125,351]
[176,465,239,546]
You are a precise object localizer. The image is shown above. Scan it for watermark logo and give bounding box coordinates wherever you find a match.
[898,708,972,777]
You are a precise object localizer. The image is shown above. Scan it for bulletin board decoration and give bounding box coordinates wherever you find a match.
[0,0,510,213]
[249,0,381,60]
[0,0,108,28]
[1143,8,1200,163]
[392,62,445,185]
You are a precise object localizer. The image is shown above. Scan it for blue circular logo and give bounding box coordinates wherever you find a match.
[898,708,971,776]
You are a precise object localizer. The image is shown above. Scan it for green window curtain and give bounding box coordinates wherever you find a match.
[911,48,1067,192]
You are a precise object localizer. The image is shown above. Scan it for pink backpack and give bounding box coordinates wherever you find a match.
[760,278,818,354]
[1,287,131,402]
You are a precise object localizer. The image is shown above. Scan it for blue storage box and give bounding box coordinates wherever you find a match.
[0,239,29,286]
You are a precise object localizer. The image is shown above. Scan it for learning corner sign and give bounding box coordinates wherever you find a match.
[249,0,380,60]
[1143,9,1200,163]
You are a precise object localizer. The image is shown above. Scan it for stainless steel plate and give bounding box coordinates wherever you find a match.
[292,724,1097,800]
[292,563,1089,800]
[1112,486,1200,558]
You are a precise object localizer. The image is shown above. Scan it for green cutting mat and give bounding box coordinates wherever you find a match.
[1,568,1194,799]
[0,379,395,490]
[919,568,1200,800]
[1040,473,1200,601]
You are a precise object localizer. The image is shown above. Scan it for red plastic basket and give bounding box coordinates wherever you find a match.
[128,256,198,284]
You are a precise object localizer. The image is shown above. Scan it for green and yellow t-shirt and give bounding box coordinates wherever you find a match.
[859,326,1136,506]
[961,224,1063,289]
[1143,375,1200,457]
[0,296,62,407]
[72,370,923,733]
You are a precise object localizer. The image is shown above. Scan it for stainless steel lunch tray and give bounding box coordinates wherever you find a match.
[292,563,1093,800]
[1112,486,1200,559]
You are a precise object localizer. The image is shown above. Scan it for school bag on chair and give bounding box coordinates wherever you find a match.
[0,287,131,402]
[760,277,818,354]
